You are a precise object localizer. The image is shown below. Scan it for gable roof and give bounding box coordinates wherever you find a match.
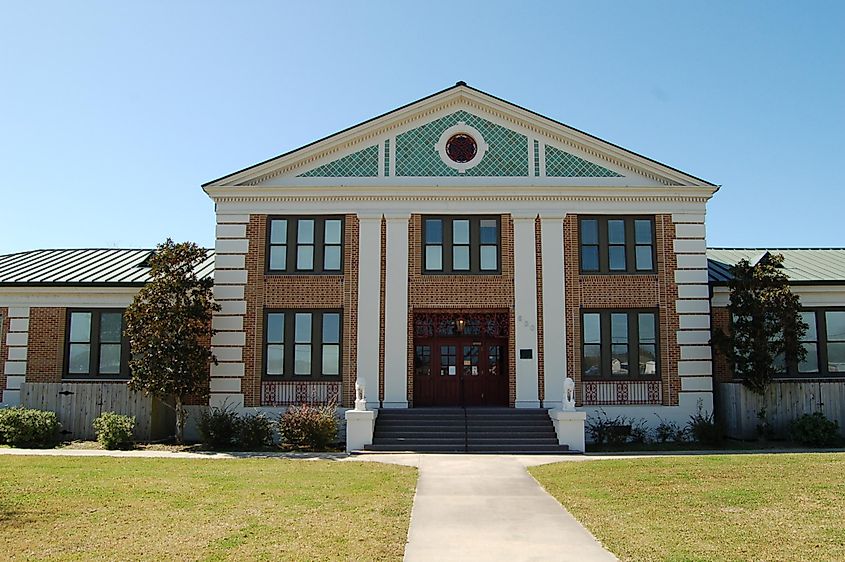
[0,249,215,287]
[707,248,845,285]
[203,82,716,188]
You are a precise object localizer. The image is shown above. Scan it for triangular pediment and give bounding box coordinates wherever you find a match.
[204,83,714,189]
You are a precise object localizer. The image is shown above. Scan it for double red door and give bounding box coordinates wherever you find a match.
[413,337,508,407]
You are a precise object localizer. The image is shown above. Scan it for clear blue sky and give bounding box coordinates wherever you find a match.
[1,1,842,253]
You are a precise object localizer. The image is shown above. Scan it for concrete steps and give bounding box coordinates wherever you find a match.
[363,408,571,454]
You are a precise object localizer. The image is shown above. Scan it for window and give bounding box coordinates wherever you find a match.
[267,216,344,274]
[579,216,655,273]
[422,216,500,274]
[581,310,659,379]
[65,309,129,378]
[755,308,845,378]
[264,310,342,379]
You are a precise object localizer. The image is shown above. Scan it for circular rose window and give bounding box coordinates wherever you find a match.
[445,133,477,163]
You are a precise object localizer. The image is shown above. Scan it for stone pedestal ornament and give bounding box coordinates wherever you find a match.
[563,377,576,411]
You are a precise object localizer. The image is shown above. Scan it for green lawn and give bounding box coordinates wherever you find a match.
[530,453,845,562]
[0,456,416,561]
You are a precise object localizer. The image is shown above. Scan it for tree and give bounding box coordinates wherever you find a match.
[124,239,219,443]
[712,252,807,394]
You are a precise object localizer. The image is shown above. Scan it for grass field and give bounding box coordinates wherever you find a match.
[530,453,845,562]
[0,456,416,561]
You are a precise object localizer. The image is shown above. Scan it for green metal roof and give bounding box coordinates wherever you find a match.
[708,248,845,285]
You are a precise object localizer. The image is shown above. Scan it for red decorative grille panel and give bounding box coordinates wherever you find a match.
[582,380,662,405]
[261,381,341,406]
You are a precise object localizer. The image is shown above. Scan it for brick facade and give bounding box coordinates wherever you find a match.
[242,214,359,408]
[26,307,66,383]
[564,214,681,406]
[406,213,517,406]
[710,306,732,383]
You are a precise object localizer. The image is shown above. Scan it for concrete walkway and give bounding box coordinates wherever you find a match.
[401,454,616,562]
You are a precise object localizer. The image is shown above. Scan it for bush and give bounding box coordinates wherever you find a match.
[92,412,135,450]
[198,405,240,449]
[654,415,688,443]
[687,400,721,445]
[586,409,649,446]
[790,412,840,447]
[279,403,338,450]
[0,407,61,448]
[238,413,275,449]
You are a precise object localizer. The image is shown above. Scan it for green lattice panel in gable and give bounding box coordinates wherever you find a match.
[544,144,622,177]
[395,110,529,176]
[298,145,379,177]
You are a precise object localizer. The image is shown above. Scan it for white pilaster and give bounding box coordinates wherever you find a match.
[540,213,567,409]
[513,214,540,408]
[383,213,409,408]
[2,306,30,405]
[210,212,249,410]
[356,214,382,409]
[672,213,714,413]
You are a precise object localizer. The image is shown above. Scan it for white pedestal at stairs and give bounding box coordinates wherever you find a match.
[548,410,586,453]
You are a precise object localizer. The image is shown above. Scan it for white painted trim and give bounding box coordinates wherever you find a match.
[676,254,708,270]
[675,223,706,238]
[4,361,26,375]
[215,239,249,254]
[5,375,25,390]
[7,347,26,361]
[540,216,566,408]
[676,299,710,314]
[216,224,247,239]
[214,270,248,285]
[434,122,490,174]
[356,215,382,409]
[377,141,385,178]
[681,376,713,392]
[676,330,711,345]
[677,284,709,298]
[679,314,711,330]
[383,214,409,408]
[675,269,709,284]
[513,216,539,408]
[214,254,245,269]
[212,346,243,362]
[672,213,706,223]
[218,301,247,315]
[678,360,713,376]
[9,318,29,332]
[210,378,242,393]
[680,345,712,360]
[216,214,251,224]
[5,332,27,347]
[673,239,706,254]
[389,136,396,177]
[211,332,246,347]
[211,362,245,377]
[212,316,244,331]
[213,285,245,300]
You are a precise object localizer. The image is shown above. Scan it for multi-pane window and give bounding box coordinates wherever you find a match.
[65,309,129,378]
[579,216,655,273]
[267,216,344,273]
[754,308,845,377]
[264,310,342,378]
[581,310,659,379]
[422,216,500,274]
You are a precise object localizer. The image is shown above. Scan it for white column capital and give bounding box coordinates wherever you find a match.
[383,212,411,221]
[539,212,567,221]
[357,212,384,221]
[511,212,538,221]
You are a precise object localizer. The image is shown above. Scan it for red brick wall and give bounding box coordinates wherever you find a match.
[26,307,66,383]
[243,214,359,407]
[564,214,681,406]
[711,306,732,383]
[406,214,517,406]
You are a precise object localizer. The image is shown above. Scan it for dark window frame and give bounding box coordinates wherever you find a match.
[765,306,845,379]
[266,215,345,275]
[578,216,656,274]
[421,215,502,275]
[262,309,343,381]
[581,308,660,380]
[63,308,130,380]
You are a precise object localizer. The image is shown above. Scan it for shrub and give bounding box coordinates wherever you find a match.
[92,412,135,450]
[586,409,649,445]
[687,400,721,445]
[790,412,840,447]
[654,415,688,443]
[198,405,240,449]
[0,407,61,448]
[238,413,275,449]
[279,403,338,450]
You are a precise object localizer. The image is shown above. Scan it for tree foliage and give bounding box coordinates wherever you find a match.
[124,239,219,442]
[712,253,806,394]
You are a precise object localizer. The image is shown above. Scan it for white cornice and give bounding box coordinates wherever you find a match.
[0,286,140,307]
